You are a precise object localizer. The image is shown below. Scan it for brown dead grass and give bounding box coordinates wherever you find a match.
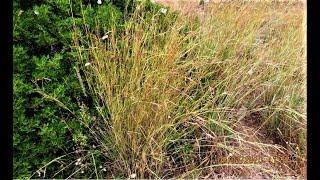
[153,0,306,179]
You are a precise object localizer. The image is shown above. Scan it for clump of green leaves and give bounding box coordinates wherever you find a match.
[13,0,130,178]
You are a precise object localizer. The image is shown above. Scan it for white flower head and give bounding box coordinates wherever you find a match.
[247,68,254,75]
[97,0,102,5]
[101,34,108,40]
[160,8,167,14]
[34,10,39,15]
[150,0,155,3]
[204,0,210,3]
[18,10,24,16]
[85,62,91,67]
[102,168,107,172]
[130,173,137,179]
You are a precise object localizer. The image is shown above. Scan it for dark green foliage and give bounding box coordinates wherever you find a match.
[82,3,123,34]
[14,0,166,178]
[13,0,131,178]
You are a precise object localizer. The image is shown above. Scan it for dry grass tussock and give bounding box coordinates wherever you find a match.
[71,0,305,178]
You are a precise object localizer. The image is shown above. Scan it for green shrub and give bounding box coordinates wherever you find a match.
[13,0,132,178]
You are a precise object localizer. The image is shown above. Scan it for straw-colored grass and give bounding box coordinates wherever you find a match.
[71,0,305,178]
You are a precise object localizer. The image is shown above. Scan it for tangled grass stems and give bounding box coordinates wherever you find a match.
[69,1,305,178]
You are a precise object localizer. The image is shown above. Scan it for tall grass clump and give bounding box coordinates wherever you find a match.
[71,0,306,178]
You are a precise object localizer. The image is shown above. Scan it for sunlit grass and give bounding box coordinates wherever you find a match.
[71,0,305,178]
